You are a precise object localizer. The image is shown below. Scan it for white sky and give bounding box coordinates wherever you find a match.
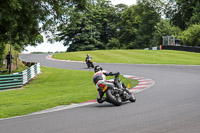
[23,0,137,53]
[112,0,136,5]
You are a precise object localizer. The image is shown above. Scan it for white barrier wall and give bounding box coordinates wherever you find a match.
[21,63,40,84]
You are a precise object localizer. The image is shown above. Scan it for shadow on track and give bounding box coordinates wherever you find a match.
[94,101,133,108]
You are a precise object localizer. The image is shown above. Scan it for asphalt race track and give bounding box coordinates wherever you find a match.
[1,54,200,133]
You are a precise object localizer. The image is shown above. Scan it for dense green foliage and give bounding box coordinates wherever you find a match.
[0,44,6,68]
[0,45,27,72]
[170,0,200,30]
[57,0,119,51]
[151,19,182,46]
[0,0,87,66]
[168,0,200,46]
[55,0,200,51]
[0,0,87,47]
[180,24,200,46]
[133,0,161,49]
[57,0,161,51]
[1,0,200,53]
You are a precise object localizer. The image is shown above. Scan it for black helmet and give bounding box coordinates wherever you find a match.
[94,65,103,72]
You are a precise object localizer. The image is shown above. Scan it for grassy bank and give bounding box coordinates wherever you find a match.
[0,66,137,119]
[53,50,200,65]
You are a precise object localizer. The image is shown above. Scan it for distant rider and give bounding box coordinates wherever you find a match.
[92,65,120,103]
[85,54,92,63]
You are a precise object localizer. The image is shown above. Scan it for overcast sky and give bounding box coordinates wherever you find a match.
[112,0,136,5]
[23,0,137,53]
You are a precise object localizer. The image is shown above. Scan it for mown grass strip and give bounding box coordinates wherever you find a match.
[53,50,200,65]
[0,66,137,119]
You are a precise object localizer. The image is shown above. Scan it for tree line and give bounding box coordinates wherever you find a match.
[0,0,200,54]
[57,0,161,51]
[55,0,200,52]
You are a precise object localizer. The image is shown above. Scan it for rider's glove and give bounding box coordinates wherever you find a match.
[116,72,120,76]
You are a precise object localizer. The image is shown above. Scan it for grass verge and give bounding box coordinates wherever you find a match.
[0,66,137,119]
[53,50,200,65]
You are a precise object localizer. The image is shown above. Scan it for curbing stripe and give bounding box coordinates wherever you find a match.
[9,74,154,119]
[123,75,155,93]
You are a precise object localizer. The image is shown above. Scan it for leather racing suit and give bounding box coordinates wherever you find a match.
[92,70,119,103]
[85,55,92,63]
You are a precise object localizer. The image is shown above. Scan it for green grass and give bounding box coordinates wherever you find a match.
[53,50,200,65]
[0,66,137,119]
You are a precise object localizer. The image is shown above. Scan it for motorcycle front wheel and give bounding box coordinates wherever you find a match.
[106,89,122,106]
[129,93,136,102]
[91,63,94,68]
[87,63,90,68]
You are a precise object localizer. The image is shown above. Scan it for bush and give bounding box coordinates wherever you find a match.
[151,19,182,47]
[0,44,26,73]
[0,44,6,68]
[180,24,200,46]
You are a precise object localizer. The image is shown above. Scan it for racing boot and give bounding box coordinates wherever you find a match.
[97,98,105,103]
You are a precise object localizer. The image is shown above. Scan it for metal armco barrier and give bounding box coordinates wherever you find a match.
[19,63,40,85]
[162,45,200,53]
[0,74,23,89]
[0,63,40,90]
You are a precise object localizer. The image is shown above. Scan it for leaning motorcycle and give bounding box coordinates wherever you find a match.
[86,58,94,68]
[99,74,136,106]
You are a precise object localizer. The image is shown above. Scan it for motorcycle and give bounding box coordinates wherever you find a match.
[86,58,94,68]
[99,74,136,106]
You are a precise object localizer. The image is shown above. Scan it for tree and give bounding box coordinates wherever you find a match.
[106,3,128,49]
[118,5,139,49]
[57,0,118,52]
[0,0,87,67]
[57,0,174,51]
[118,0,161,49]
[170,0,200,30]
[57,6,102,52]
[134,0,161,49]
[180,24,200,46]
[107,38,120,49]
[0,0,87,50]
[150,19,182,46]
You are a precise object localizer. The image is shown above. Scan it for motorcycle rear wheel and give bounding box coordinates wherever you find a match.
[106,89,122,106]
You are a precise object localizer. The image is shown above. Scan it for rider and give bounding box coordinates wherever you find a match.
[93,65,120,103]
[85,54,92,63]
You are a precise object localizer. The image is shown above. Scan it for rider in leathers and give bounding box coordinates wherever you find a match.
[85,54,92,63]
[93,65,120,103]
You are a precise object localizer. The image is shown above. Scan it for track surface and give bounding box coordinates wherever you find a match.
[1,54,200,133]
